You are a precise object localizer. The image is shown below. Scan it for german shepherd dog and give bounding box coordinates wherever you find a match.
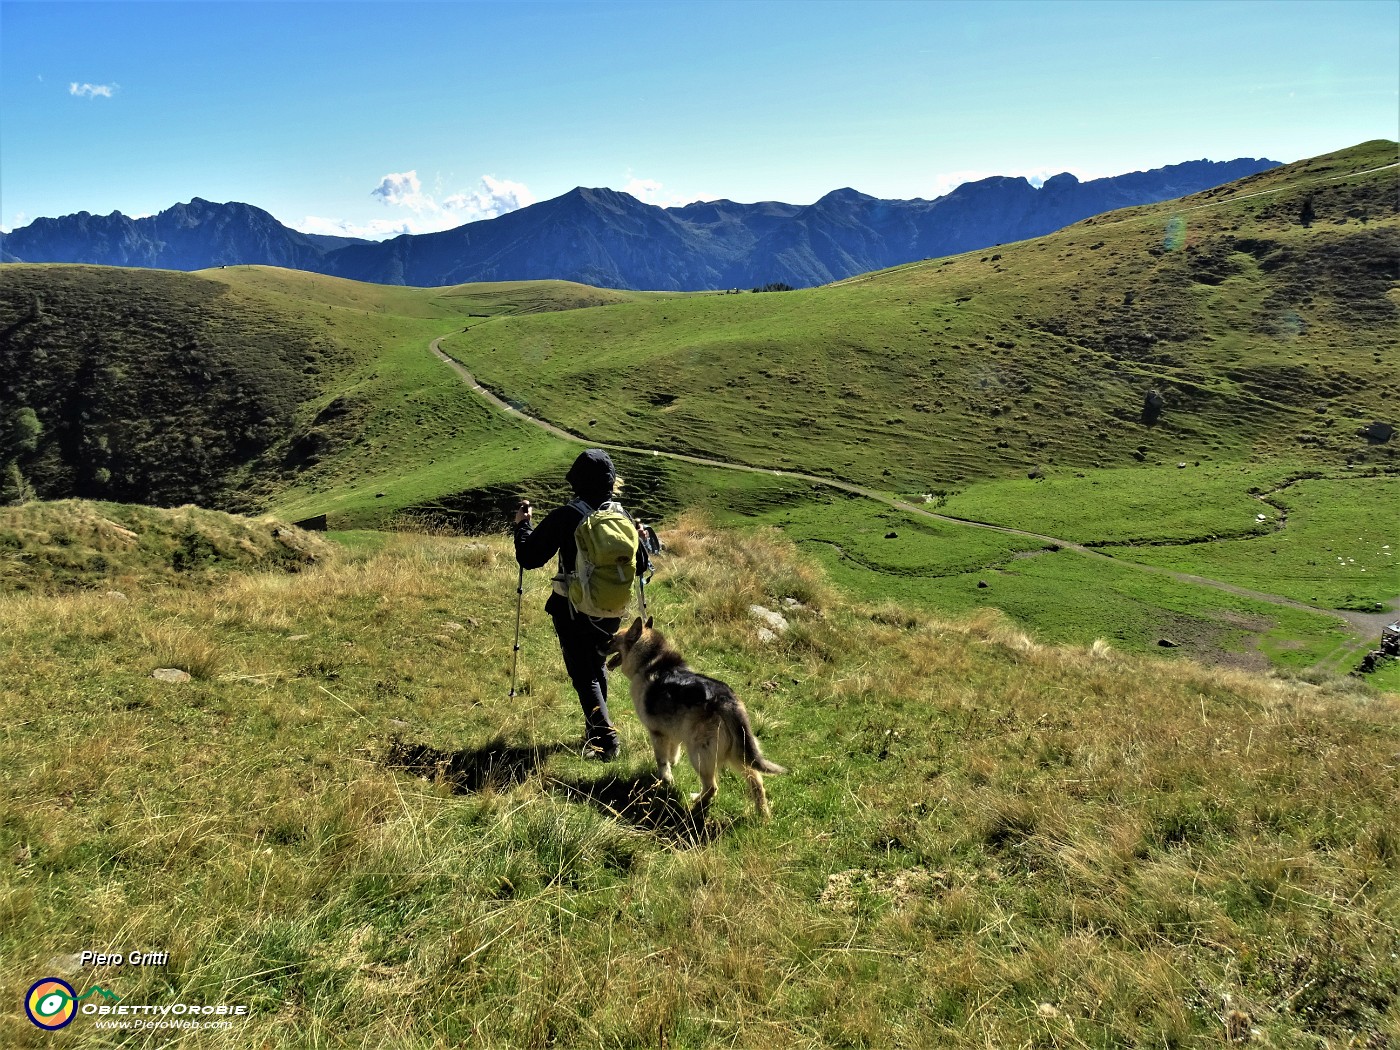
[607,617,787,818]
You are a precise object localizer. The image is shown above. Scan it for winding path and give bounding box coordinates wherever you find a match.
[430,336,1385,670]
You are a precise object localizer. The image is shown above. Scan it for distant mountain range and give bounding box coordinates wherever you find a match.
[1,157,1280,290]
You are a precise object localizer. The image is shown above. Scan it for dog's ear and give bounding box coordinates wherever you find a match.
[644,616,653,629]
[626,617,644,640]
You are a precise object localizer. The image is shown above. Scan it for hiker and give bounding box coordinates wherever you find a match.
[513,449,647,761]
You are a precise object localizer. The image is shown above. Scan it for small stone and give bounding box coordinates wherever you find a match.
[1157,638,1179,648]
[977,580,989,589]
[885,531,898,539]
[288,634,310,642]
[151,668,191,683]
[441,621,465,632]
[106,591,128,601]
[748,605,789,633]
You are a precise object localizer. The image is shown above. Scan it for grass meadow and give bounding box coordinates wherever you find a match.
[437,142,1399,496]
[7,144,1394,679]
[4,145,1398,1043]
[1,506,1397,1048]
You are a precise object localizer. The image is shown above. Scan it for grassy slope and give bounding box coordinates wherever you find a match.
[439,141,1399,492]
[740,491,1352,673]
[0,265,339,507]
[1,514,1395,1048]
[939,464,1400,610]
[198,268,690,525]
[0,499,325,593]
[418,141,1398,666]
[0,263,675,524]
[7,146,1395,674]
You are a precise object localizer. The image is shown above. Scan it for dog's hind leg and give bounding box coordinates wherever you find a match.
[649,730,678,785]
[688,738,720,812]
[743,768,772,819]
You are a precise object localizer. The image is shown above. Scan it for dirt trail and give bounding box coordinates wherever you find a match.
[430,337,1386,671]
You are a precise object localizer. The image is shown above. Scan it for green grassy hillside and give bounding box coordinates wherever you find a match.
[3,144,1394,677]
[0,264,677,517]
[1,516,1395,1048]
[439,141,1398,492]
[0,265,340,507]
[417,141,1397,671]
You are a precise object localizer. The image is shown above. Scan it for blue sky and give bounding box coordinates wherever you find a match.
[2,0,1397,237]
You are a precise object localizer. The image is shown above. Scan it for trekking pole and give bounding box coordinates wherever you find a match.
[509,565,524,698]
[637,572,648,622]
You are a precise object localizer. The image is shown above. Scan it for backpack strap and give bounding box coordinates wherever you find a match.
[552,499,593,601]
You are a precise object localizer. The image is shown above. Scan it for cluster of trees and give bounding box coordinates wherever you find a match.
[0,268,333,508]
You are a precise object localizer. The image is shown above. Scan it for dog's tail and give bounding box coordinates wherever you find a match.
[726,704,787,775]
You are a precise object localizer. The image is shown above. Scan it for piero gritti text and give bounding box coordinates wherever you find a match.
[79,950,169,967]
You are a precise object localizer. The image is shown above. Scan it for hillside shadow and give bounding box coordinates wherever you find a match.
[382,735,563,794]
[545,771,732,848]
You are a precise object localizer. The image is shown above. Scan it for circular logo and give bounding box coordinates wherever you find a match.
[26,978,77,1030]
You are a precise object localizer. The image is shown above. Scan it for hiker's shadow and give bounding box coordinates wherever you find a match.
[383,735,734,846]
[545,770,734,847]
[383,735,565,793]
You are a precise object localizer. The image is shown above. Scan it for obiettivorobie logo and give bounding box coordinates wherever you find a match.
[24,974,250,1032]
[25,979,121,1030]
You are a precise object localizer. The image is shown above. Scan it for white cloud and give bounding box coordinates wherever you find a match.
[296,215,420,240]
[622,176,664,201]
[70,82,117,99]
[621,173,715,208]
[441,174,534,219]
[294,172,537,240]
[370,171,427,209]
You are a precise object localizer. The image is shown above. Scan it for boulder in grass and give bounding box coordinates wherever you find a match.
[749,605,789,640]
[151,668,191,683]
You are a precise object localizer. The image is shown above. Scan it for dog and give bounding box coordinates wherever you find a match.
[607,616,787,818]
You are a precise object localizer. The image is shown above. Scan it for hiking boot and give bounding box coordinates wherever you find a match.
[581,735,621,762]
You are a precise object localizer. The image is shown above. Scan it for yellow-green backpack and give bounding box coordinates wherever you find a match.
[566,499,640,618]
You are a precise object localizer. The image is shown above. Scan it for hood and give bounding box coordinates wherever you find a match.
[566,448,616,502]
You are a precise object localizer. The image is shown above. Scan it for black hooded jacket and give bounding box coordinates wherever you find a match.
[513,449,632,614]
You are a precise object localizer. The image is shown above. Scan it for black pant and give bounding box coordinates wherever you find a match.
[549,602,621,744]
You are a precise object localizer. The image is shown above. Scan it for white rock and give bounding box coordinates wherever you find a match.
[749,605,789,633]
[151,668,191,683]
